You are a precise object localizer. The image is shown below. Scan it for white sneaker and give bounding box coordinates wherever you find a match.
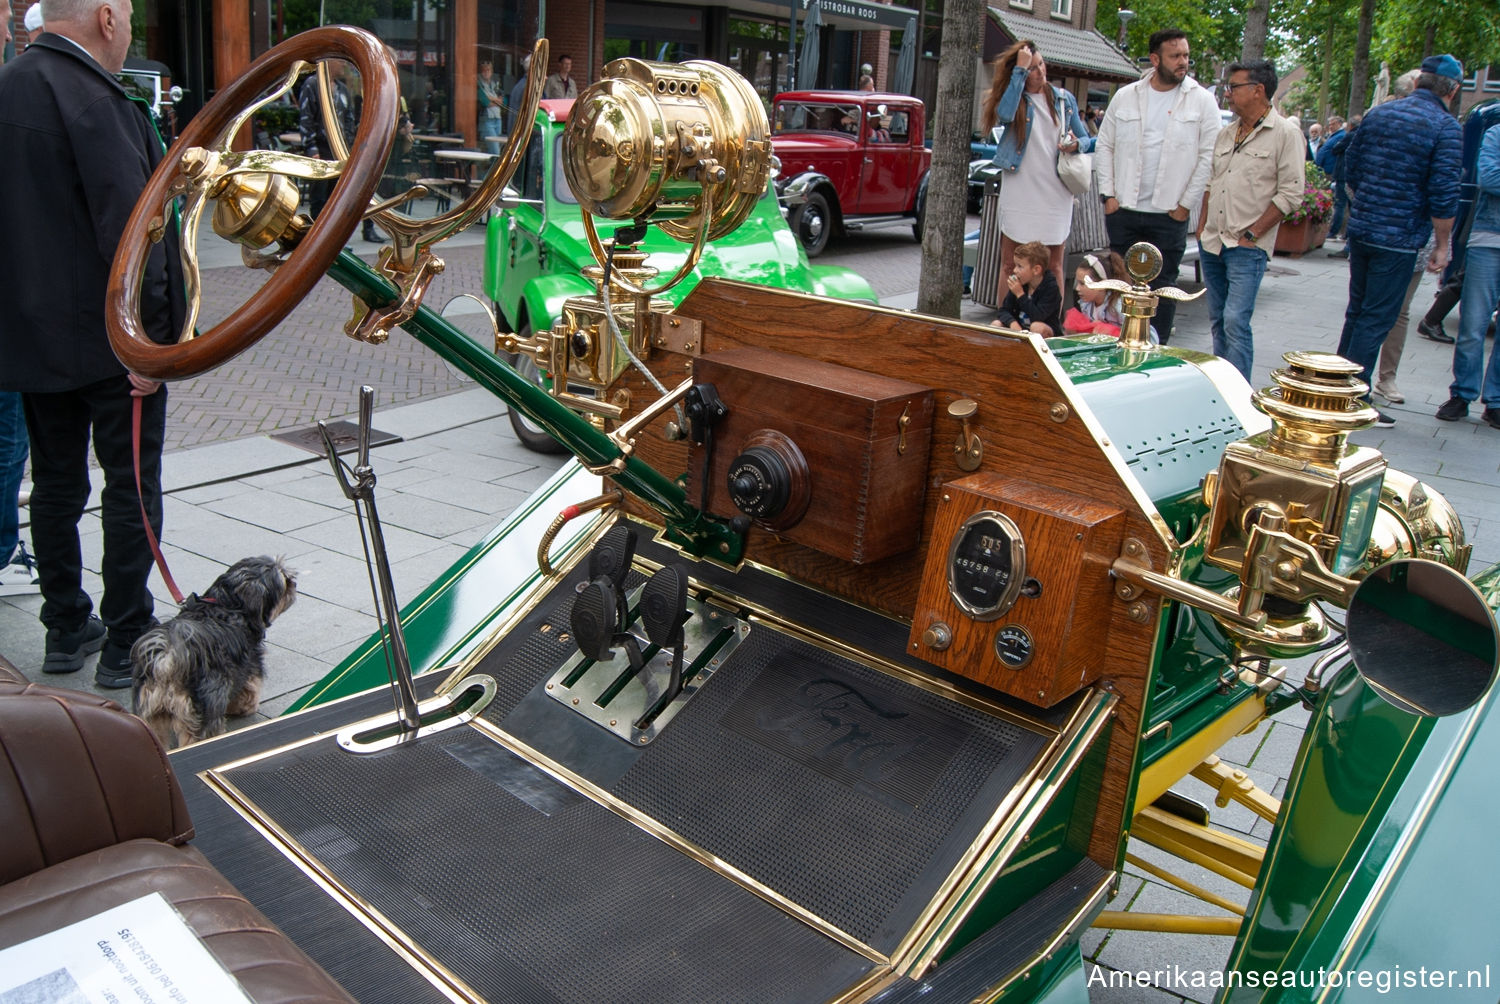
[0,544,41,596]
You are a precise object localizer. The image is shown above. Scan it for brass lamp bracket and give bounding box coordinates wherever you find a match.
[650,312,704,355]
[609,378,694,457]
[1239,511,1358,611]
[343,247,446,345]
[493,322,626,422]
[949,398,983,472]
[1111,538,1267,631]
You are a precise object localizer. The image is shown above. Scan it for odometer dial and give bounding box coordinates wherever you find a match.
[946,511,1026,621]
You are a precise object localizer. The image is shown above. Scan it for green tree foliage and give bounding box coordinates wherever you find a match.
[1097,0,1498,119]
[1276,0,1499,119]
[1094,0,1263,80]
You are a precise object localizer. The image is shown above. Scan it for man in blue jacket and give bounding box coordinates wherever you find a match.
[1436,123,1500,428]
[1334,54,1463,427]
[1314,115,1349,241]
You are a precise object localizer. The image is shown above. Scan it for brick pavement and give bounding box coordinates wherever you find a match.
[168,242,494,451]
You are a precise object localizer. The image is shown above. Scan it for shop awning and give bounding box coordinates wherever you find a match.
[722,0,918,31]
[987,8,1139,83]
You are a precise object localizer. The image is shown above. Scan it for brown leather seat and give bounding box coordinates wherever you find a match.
[0,658,354,1003]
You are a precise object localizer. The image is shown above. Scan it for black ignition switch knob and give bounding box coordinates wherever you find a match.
[723,429,811,531]
[728,445,792,518]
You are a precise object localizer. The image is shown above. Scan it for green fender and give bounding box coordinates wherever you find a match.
[808,264,878,303]
[516,271,595,336]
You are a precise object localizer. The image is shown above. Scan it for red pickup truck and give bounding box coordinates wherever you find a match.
[770,91,930,257]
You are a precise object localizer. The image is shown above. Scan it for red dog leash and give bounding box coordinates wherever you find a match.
[133,394,186,604]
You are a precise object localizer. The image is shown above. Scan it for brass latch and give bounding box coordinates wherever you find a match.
[949,398,982,471]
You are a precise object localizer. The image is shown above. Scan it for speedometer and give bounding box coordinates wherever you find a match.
[946,511,1026,621]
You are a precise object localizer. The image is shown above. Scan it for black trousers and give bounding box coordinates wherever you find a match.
[22,375,165,643]
[1106,208,1190,344]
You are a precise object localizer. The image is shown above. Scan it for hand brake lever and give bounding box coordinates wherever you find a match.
[320,386,421,732]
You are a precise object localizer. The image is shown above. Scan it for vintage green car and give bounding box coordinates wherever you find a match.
[484,98,877,451]
[16,31,1499,1004]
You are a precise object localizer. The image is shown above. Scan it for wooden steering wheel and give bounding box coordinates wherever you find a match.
[107,27,398,380]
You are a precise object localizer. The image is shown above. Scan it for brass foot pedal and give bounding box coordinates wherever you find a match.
[633,565,690,730]
[548,587,749,745]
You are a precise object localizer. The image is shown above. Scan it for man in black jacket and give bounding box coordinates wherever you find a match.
[0,0,185,687]
[299,61,386,243]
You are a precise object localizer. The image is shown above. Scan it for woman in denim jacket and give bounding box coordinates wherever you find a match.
[980,41,1094,292]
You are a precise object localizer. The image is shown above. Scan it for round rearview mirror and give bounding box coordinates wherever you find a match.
[1347,559,1500,717]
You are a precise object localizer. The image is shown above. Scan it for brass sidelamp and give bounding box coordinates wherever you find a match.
[1192,353,1386,652]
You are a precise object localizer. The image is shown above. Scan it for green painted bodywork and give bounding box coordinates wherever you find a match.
[1054,338,1268,778]
[1225,560,1500,1001]
[482,108,876,335]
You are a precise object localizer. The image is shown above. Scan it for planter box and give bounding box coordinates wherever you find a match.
[1275,218,1331,257]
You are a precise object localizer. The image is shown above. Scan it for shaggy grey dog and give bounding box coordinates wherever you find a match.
[132,556,297,748]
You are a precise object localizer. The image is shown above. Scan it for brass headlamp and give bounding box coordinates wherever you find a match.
[499,57,774,421]
[563,57,772,242]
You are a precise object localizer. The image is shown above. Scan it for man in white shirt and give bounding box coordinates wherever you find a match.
[1095,27,1221,343]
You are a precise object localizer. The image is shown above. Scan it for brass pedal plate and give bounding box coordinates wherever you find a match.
[545,591,750,745]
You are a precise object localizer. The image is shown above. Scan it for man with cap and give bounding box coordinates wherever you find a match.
[1334,54,1463,427]
[23,3,43,43]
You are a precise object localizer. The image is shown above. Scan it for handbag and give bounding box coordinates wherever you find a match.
[1053,94,1093,196]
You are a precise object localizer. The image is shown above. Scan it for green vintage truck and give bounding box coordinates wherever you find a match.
[21,27,1499,1004]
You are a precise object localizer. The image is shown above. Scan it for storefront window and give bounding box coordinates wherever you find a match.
[605,1,704,65]
[727,16,789,108]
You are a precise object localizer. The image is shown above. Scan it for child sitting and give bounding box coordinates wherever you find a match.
[1064,251,1127,337]
[992,240,1062,337]
[1061,250,1159,343]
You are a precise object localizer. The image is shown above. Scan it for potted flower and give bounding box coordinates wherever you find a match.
[1275,163,1335,256]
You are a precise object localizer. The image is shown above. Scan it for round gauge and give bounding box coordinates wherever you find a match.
[994,624,1034,669]
[946,511,1027,621]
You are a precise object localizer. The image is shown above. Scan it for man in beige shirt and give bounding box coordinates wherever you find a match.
[1196,60,1304,380]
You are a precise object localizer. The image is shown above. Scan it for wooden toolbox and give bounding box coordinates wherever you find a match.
[689,347,934,564]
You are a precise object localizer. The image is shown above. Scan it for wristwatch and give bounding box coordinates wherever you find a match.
[1242,228,1258,242]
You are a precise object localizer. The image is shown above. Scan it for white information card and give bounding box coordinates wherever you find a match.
[0,892,252,1004]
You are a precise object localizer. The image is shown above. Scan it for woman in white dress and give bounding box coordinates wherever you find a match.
[980,41,1094,293]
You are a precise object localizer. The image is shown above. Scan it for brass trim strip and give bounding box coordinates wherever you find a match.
[890,688,1101,972]
[972,870,1114,1003]
[898,688,1120,975]
[197,769,483,1003]
[829,965,904,1004]
[465,716,890,965]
